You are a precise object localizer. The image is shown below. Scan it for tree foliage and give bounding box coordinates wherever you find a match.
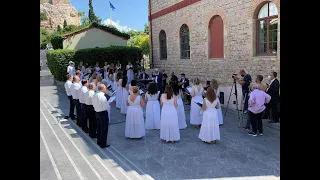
[88,0,101,24]
[40,12,48,22]
[127,27,150,56]
[63,19,67,28]
[144,23,149,34]
[40,27,52,49]
[78,11,90,26]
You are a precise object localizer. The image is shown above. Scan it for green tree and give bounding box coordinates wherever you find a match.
[63,19,67,28]
[57,25,62,32]
[78,11,90,26]
[63,25,77,33]
[88,0,101,24]
[40,12,48,22]
[144,23,149,34]
[40,27,52,49]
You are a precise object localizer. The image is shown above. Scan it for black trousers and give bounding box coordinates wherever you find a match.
[263,100,279,122]
[67,96,75,119]
[87,105,97,138]
[96,111,109,148]
[182,88,191,103]
[81,103,88,131]
[74,99,81,126]
[250,111,263,133]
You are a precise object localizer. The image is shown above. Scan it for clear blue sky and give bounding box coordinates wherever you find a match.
[71,0,148,31]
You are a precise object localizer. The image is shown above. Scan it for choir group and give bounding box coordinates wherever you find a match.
[65,61,224,148]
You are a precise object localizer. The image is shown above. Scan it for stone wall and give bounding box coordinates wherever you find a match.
[149,0,280,109]
[40,3,80,29]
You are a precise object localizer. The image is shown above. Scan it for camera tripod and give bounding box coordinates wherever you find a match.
[223,79,248,127]
[224,79,240,120]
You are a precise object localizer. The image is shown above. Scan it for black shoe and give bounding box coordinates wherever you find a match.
[248,132,257,137]
[65,116,69,119]
[100,144,110,148]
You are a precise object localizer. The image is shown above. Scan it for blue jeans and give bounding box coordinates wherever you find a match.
[242,90,249,112]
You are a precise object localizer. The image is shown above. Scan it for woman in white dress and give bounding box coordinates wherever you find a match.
[128,79,137,95]
[95,62,101,72]
[172,81,187,129]
[190,78,204,128]
[103,62,109,78]
[198,87,220,144]
[125,86,146,139]
[160,85,180,143]
[120,76,129,114]
[211,79,223,125]
[145,83,161,130]
[116,72,123,109]
[126,62,134,83]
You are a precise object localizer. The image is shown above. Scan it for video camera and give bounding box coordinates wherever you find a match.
[232,73,238,78]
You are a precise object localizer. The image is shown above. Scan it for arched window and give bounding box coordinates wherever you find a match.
[159,30,167,60]
[180,24,190,59]
[209,15,224,58]
[256,2,278,55]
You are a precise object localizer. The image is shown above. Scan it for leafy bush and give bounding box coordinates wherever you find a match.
[47,46,143,81]
[40,27,52,49]
[40,12,47,21]
[50,35,64,49]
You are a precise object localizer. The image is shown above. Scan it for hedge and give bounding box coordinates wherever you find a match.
[47,46,143,81]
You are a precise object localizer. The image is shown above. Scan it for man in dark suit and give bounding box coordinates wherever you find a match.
[155,68,163,94]
[179,73,190,104]
[263,71,280,123]
[139,69,149,79]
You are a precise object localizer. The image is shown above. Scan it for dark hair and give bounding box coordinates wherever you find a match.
[122,76,128,87]
[81,79,88,86]
[116,71,123,81]
[256,75,263,82]
[165,85,174,100]
[131,79,137,86]
[206,87,216,103]
[147,83,158,95]
[108,69,114,75]
[272,71,277,77]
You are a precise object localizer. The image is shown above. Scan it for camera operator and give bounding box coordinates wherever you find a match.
[234,69,252,114]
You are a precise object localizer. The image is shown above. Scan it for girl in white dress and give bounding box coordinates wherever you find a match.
[211,79,223,125]
[126,62,134,83]
[190,78,204,128]
[160,85,180,143]
[128,79,137,95]
[95,62,101,72]
[116,72,123,109]
[125,86,146,139]
[120,76,129,114]
[116,61,122,71]
[198,87,220,144]
[172,82,187,129]
[145,83,161,130]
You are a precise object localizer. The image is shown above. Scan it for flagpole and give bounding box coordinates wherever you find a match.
[109,6,112,22]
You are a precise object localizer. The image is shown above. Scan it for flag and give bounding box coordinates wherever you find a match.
[109,1,116,11]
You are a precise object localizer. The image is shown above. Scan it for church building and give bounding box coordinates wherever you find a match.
[148,0,280,109]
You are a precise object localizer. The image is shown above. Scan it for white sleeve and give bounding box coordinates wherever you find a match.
[155,76,158,83]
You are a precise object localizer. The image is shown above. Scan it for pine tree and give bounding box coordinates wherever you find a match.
[88,0,98,23]
[57,25,61,32]
[63,19,67,28]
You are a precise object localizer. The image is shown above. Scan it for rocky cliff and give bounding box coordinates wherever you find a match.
[40,1,80,29]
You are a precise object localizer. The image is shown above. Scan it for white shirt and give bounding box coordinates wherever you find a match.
[70,82,82,100]
[67,65,75,75]
[92,91,110,112]
[85,90,95,105]
[78,86,88,103]
[64,80,73,96]
[155,72,159,83]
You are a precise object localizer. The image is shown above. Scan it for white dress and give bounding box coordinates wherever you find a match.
[125,96,146,138]
[215,88,223,125]
[120,86,129,114]
[160,95,180,141]
[116,79,123,108]
[176,94,187,129]
[198,98,220,142]
[127,65,134,83]
[145,92,161,130]
[190,86,204,125]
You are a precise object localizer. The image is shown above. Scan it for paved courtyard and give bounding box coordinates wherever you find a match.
[40,71,280,180]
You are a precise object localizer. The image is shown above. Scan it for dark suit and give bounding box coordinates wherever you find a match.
[180,78,190,103]
[264,79,280,122]
[156,72,163,94]
[139,72,149,79]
